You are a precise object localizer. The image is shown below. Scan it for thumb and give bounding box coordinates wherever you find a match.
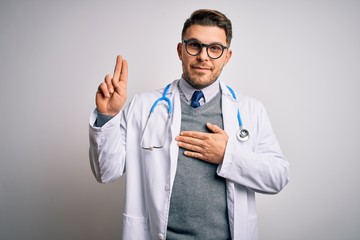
[206,122,223,134]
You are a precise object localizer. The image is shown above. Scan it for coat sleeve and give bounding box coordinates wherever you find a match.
[217,100,290,194]
[88,108,127,183]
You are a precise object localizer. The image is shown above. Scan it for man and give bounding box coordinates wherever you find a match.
[89,9,289,240]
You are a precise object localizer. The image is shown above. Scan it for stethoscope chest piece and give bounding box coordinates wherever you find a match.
[237,128,250,142]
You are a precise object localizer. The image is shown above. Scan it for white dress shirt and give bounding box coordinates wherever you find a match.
[178,77,220,106]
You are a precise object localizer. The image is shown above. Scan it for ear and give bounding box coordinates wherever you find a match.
[224,49,232,65]
[177,42,183,60]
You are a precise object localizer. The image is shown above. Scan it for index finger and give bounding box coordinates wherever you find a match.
[179,130,208,140]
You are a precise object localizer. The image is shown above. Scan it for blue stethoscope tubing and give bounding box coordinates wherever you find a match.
[225,86,250,142]
[149,83,173,114]
[141,84,173,150]
[149,83,250,142]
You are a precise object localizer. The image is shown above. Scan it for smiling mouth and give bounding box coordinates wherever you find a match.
[191,66,212,71]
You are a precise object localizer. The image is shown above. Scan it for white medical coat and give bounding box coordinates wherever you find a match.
[89,79,289,240]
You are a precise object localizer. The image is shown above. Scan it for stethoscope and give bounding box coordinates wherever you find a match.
[140,83,249,150]
[225,85,250,142]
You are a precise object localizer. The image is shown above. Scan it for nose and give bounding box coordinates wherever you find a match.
[197,46,209,61]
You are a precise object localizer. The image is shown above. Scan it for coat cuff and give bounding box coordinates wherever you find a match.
[89,108,121,132]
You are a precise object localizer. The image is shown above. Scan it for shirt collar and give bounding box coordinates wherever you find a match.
[178,77,220,104]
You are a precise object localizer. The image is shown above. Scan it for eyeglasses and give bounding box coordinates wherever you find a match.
[183,39,228,59]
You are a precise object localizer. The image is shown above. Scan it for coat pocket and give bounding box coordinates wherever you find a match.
[122,214,150,240]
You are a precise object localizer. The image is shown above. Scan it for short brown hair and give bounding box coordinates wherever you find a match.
[181,9,233,46]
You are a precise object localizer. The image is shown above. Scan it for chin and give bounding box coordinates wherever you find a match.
[187,78,214,89]
[183,71,218,89]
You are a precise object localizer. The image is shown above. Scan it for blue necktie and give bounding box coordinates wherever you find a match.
[190,90,204,108]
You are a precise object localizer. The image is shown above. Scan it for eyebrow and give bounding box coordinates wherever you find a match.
[186,38,227,47]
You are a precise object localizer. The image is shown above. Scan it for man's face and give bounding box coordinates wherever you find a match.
[177,25,232,89]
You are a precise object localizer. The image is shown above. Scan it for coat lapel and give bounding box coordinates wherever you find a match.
[168,80,181,185]
[220,81,239,135]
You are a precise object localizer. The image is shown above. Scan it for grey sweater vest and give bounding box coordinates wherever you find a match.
[166,92,230,240]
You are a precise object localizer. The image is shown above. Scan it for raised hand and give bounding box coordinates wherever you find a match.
[96,55,128,116]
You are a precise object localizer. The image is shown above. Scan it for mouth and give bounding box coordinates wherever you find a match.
[191,65,212,71]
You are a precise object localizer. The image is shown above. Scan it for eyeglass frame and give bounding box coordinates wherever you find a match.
[182,39,229,59]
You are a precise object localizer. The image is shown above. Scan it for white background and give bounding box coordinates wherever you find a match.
[1,0,359,239]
